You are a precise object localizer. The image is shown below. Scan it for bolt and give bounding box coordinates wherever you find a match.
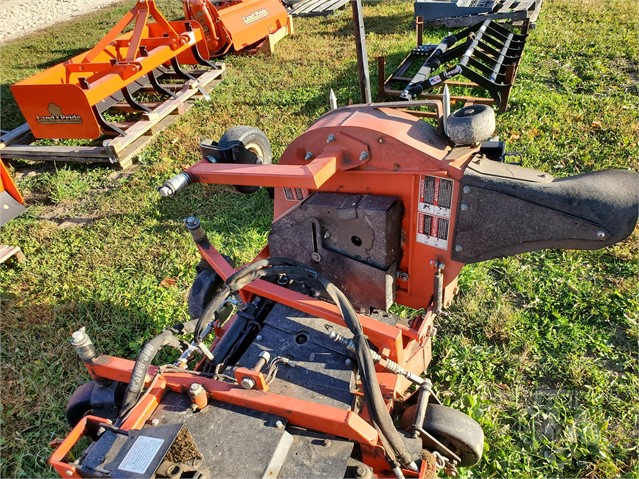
[277,275,289,286]
[65,470,73,476]
[378,138,384,144]
[596,230,606,239]
[326,134,336,143]
[463,186,471,194]
[97,456,105,463]
[256,335,263,342]
[151,418,160,426]
[454,244,463,252]
[345,358,352,366]
[460,203,469,211]
[355,466,368,478]
[397,272,409,282]
[275,420,285,429]
[304,152,314,161]
[359,151,369,161]
[241,377,256,390]
[190,383,201,392]
[322,439,331,447]
[323,232,330,239]
[311,252,322,262]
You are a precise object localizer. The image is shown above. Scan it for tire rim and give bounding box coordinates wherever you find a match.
[245,142,264,164]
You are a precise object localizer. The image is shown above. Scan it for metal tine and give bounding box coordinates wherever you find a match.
[148,69,178,98]
[92,106,126,137]
[121,85,153,113]
[171,57,197,81]
[170,57,211,101]
[183,21,222,70]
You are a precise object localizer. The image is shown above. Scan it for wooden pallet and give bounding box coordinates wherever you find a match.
[0,65,226,170]
[289,0,349,17]
[422,0,543,27]
[0,244,25,265]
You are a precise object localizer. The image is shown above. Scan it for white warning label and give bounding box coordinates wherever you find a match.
[418,175,453,217]
[416,175,453,250]
[118,436,164,474]
[283,187,309,202]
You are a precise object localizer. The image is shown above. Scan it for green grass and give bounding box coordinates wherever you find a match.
[1,0,637,477]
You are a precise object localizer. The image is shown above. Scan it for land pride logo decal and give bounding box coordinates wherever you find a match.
[36,103,82,125]
[242,8,269,24]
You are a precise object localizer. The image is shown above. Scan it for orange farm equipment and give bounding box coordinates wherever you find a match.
[10,0,291,141]
[51,102,637,478]
[0,160,25,227]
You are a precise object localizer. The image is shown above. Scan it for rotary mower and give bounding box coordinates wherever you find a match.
[51,101,638,478]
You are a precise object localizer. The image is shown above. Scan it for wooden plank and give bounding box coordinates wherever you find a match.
[0,245,25,264]
[0,65,226,168]
[290,0,348,16]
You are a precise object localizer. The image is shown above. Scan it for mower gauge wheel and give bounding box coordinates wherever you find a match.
[402,403,484,467]
[446,104,495,146]
[218,126,273,194]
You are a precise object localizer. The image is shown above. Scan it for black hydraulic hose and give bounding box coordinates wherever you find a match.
[117,319,199,423]
[223,258,413,467]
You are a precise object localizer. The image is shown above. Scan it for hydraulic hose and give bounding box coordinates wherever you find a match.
[219,258,414,467]
[117,319,199,423]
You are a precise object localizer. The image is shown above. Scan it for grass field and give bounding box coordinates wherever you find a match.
[1,0,637,477]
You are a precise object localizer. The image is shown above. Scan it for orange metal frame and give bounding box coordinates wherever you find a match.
[50,104,477,478]
[11,0,208,139]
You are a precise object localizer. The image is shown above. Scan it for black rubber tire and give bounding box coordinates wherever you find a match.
[65,381,96,427]
[218,126,273,194]
[446,104,495,146]
[422,404,484,467]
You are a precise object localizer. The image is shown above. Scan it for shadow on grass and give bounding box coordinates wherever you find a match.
[0,293,169,479]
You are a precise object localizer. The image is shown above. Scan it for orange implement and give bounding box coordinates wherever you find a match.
[11,0,211,140]
[184,0,292,56]
[0,161,26,227]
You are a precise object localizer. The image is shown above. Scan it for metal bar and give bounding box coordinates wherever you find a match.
[489,32,514,82]
[351,0,372,103]
[187,155,339,189]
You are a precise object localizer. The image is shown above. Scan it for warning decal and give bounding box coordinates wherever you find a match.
[283,187,309,201]
[416,175,453,250]
[118,436,164,474]
[418,175,453,217]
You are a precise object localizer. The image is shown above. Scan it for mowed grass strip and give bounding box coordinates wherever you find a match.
[1,0,637,477]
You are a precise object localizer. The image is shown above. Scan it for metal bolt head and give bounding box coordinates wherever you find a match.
[463,186,471,194]
[241,377,256,390]
[355,466,368,478]
[190,383,201,392]
[397,272,409,282]
[256,335,263,342]
[596,230,606,239]
[311,252,322,262]
[151,418,160,426]
[275,420,285,429]
[304,152,313,161]
[454,244,463,252]
[326,134,336,143]
[322,439,331,447]
[378,137,384,144]
[65,470,73,476]
[345,358,352,366]
[359,151,369,161]
[323,232,330,239]
[460,203,469,211]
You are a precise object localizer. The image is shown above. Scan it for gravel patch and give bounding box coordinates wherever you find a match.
[0,0,126,45]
